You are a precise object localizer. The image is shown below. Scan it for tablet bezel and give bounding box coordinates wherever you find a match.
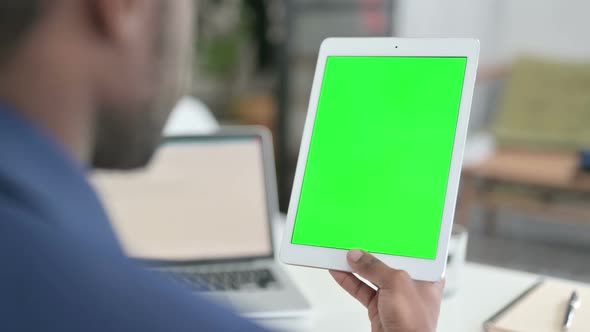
[279,38,480,281]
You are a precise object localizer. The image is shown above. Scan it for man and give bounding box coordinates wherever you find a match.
[0,1,444,331]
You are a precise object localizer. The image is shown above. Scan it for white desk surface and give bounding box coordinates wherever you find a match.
[261,219,542,332]
[268,262,538,332]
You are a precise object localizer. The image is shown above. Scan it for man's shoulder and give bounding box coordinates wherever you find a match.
[0,199,89,281]
[0,198,54,250]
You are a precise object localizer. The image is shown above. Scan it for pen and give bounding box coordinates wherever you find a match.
[562,290,581,331]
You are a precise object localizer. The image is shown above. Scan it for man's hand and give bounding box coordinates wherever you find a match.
[330,250,444,332]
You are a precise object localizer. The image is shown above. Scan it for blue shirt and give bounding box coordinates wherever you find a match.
[0,104,268,331]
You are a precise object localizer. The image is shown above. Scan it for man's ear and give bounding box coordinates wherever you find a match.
[88,0,153,46]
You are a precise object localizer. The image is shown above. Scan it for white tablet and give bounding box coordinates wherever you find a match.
[280,38,479,281]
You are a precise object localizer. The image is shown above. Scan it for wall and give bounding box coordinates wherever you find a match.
[395,0,590,65]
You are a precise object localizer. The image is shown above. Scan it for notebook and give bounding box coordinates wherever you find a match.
[485,279,590,332]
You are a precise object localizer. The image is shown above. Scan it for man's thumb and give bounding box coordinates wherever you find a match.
[347,250,400,289]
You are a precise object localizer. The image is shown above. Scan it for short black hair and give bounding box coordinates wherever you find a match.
[0,0,43,63]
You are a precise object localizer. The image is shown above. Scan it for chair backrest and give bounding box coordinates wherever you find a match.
[492,56,590,151]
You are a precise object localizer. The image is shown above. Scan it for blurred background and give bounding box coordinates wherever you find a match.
[187,0,590,282]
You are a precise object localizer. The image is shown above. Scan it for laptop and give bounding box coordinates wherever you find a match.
[93,127,311,319]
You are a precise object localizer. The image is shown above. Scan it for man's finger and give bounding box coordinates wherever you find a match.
[329,270,376,308]
[347,250,410,289]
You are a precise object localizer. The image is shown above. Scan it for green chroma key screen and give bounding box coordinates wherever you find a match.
[291,56,468,260]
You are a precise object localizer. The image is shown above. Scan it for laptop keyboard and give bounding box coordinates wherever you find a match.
[159,268,279,292]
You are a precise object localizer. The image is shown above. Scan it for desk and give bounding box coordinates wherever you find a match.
[259,219,540,332]
[456,149,590,232]
[260,262,537,332]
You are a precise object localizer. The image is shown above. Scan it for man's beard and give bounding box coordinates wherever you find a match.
[91,102,165,170]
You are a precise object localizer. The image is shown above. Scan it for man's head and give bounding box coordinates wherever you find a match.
[0,0,194,169]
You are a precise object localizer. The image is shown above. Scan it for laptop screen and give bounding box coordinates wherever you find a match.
[93,135,274,261]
